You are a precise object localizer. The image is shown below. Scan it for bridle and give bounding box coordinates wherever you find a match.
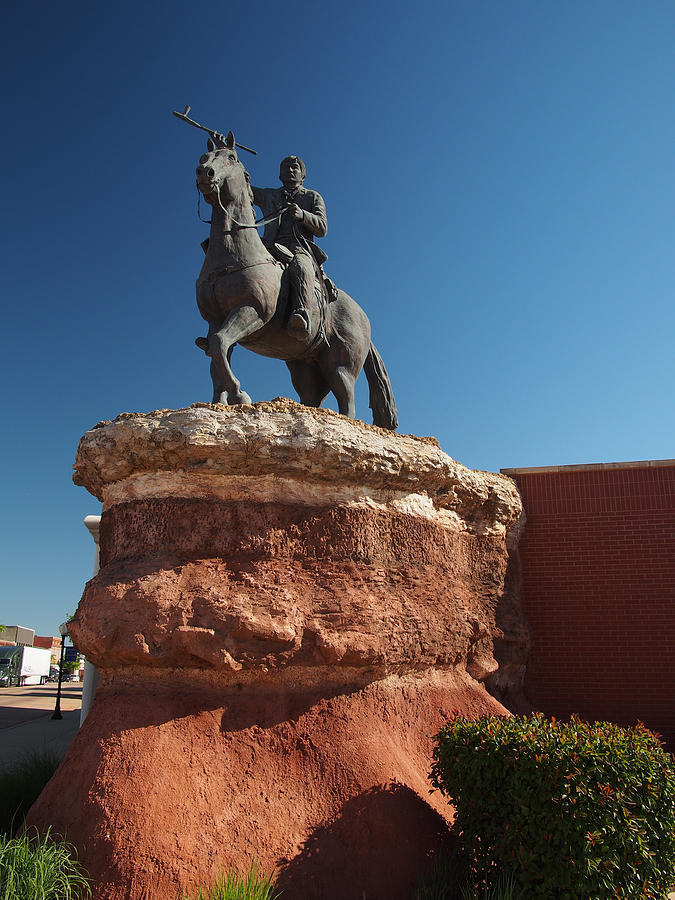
[197,185,290,231]
[196,160,289,231]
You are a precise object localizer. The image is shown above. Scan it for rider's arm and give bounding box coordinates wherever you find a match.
[299,191,327,238]
[251,185,265,210]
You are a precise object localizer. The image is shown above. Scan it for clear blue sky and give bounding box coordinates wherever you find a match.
[1,1,674,637]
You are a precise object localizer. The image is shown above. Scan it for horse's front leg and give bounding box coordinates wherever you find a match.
[208,305,262,405]
[207,344,234,405]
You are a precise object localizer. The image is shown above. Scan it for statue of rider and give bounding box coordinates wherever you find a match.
[252,156,327,337]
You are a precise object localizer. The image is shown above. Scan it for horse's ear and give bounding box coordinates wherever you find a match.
[225,130,236,149]
[207,137,215,152]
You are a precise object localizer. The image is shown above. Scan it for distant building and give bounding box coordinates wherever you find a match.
[34,635,63,666]
[1,626,35,647]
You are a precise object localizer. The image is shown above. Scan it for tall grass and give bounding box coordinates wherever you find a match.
[460,877,524,900]
[183,862,280,900]
[0,750,61,836]
[0,828,91,899]
[415,855,524,900]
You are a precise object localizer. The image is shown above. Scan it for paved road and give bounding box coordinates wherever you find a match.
[0,683,83,767]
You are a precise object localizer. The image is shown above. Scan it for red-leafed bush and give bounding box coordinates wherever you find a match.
[430,713,675,898]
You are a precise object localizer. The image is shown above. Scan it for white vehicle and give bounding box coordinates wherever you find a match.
[0,646,51,686]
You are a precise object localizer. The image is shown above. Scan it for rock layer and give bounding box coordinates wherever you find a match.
[28,401,528,900]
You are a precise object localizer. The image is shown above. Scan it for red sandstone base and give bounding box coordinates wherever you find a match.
[34,405,527,899]
[29,667,507,900]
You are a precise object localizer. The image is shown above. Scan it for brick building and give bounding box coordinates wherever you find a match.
[503,459,675,748]
[34,635,63,667]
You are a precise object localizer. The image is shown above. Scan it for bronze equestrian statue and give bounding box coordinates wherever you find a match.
[187,124,398,430]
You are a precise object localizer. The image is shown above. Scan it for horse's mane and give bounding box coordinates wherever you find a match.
[242,168,254,206]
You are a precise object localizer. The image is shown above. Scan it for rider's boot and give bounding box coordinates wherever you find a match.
[287,252,312,337]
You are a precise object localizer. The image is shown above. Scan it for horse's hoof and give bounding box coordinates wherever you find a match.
[229,390,252,405]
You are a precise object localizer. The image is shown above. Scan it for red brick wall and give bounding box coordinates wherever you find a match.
[503,461,675,749]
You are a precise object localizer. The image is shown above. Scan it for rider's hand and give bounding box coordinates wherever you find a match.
[287,203,303,220]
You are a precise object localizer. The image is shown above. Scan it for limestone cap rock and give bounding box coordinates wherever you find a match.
[73,399,521,535]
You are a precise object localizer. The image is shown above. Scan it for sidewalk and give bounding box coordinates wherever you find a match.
[0,683,83,767]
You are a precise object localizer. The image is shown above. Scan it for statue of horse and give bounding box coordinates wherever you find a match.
[193,132,398,430]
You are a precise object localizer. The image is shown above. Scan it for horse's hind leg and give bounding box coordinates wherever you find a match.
[286,360,330,408]
[208,305,262,405]
[324,365,357,419]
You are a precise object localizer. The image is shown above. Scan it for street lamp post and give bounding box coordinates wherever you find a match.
[52,622,69,721]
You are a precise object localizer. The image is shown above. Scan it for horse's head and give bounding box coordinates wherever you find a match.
[195,131,252,207]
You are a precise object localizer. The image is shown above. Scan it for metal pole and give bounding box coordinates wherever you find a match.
[52,633,66,720]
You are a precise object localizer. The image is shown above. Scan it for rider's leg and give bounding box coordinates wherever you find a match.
[286,360,330,407]
[207,306,262,405]
[287,249,313,335]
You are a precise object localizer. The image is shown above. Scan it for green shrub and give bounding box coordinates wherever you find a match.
[0,750,61,836]
[430,713,675,898]
[0,827,91,899]
[182,862,280,900]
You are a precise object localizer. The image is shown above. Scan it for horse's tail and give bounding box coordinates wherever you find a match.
[364,342,398,430]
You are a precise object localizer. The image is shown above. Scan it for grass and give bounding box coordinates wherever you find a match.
[460,878,525,900]
[415,855,525,900]
[0,750,61,837]
[182,862,281,900]
[0,828,91,899]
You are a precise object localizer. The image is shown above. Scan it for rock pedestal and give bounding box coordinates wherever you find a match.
[28,400,527,900]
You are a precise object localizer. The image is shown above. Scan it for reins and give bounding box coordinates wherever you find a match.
[233,207,290,229]
[196,184,289,231]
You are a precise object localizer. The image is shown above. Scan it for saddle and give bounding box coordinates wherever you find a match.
[195,243,337,357]
[268,242,338,305]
